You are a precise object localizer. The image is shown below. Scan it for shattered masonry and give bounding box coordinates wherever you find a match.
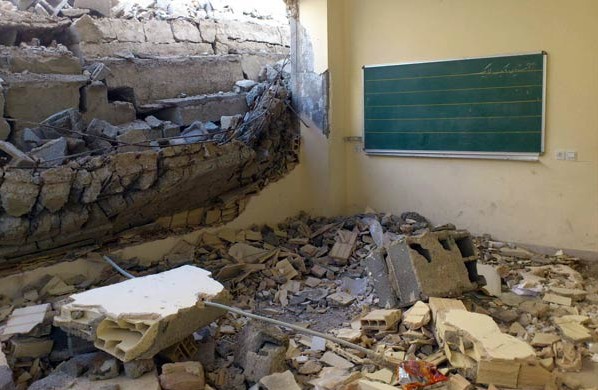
[0,4,299,260]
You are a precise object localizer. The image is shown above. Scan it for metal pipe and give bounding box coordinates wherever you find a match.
[203,301,378,360]
[101,255,386,365]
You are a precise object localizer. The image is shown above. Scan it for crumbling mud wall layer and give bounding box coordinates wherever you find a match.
[0,82,299,260]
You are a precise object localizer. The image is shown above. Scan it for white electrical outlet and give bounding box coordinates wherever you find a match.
[566,151,578,161]
[556,150,566,160]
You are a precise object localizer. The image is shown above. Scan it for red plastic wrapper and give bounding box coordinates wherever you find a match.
[395,360,449,390]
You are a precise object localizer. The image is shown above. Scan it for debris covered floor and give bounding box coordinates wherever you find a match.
[0,1,596,390]
[0,212,597,390]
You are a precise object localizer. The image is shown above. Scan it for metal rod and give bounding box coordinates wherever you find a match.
[203,301,378,360]
[101,255,386,365]
[103,255,136,279]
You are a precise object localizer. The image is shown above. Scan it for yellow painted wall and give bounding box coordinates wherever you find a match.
[333,0,598,252]
[117,0,598,262]
[230,0,340,227]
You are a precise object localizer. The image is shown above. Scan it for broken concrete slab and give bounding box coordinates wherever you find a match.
[385,230,479,306]
[73,0,111,16]
[477,263,502,297]
[327,291,355,307]
[39,275,76,297]
[531,333,561,347]
[1,304,51,338]
[7,337,54,359]
[153,92,249,127]
[234,79,258,92]
[0,349,15,390]
[365,249,399,308]
[0,7,71,46]
[54,266,229,362]
[259,370,301,390]
[554,315,592,342]
[320,351,354,370]
[29,137,68,166]
[124,359,155,379]
[2,73,87,125]
[439,309,536,361]
[220,114,243,130]
[0,140,35,167]
[78,40,214,59]
[0,45,81,75]
[86,118,120,139]
[103,56,244,105]
[159,361,204,390]
[437,309,550,388]
[234,322,288,383]
[543,293,572,306]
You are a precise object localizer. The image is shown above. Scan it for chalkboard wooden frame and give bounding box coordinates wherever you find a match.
[363,52,547,161]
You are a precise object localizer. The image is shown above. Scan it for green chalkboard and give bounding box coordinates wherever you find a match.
[363,53,546,159]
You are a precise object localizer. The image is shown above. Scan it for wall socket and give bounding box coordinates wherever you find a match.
[556,150,578,161]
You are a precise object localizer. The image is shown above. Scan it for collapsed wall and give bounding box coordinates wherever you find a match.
[0,3,298,261]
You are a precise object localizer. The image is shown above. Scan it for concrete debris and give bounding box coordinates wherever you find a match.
[0,350,15,390]
[123,358,154,379]
[0,60,299,258]
[403,300,431,330]
[7,337,53,359]
[88,353,120,380]
[360,309,402,331]
[259,370,300,390]
[54,266,229,361]
[0,212,596,389]
[159,361,205,390]
[1,304,51,338]
[234,322,288,383]
[320,351,354,370]
[0,141,35,168]
[385,230,480,306]
[477,263,503,297]
[234,79,258,92]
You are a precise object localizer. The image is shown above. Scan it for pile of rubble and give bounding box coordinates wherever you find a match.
[0,53,299,260]
[0,211,595,389]
[8,0,288,23]
[0,0,294,260]
[0,60,289,168]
